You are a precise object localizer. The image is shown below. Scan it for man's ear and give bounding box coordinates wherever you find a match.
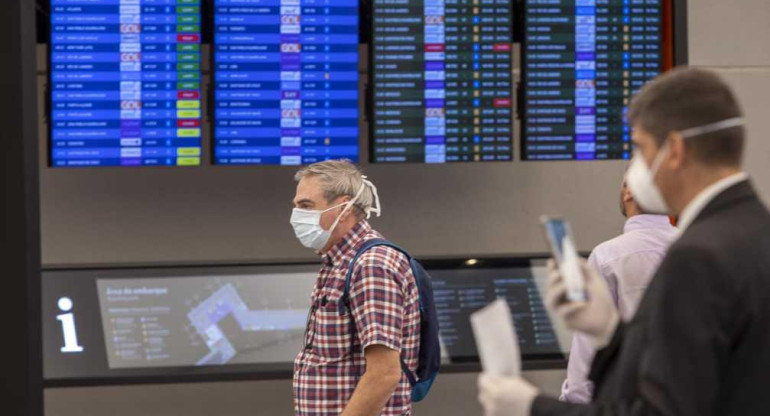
[622,186,634,203]
[338,196,355,219]
[667,132,687,170]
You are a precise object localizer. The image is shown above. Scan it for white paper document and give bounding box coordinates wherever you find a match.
[470,298,521,376]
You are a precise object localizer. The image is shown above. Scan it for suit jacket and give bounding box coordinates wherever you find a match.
[532,180,770,416]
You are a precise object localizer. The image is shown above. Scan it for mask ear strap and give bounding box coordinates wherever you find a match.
[327,191,358,235]
[649,141,670,176]
[679,117,744,139]
[332,180,367,222]
[361,176,381,219]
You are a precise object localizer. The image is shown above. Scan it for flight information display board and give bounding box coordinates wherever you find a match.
[523,0,663,160]
[431,267,561,361]
[50,0,203,167]
[213,0,360,165]
[370,0,515,163]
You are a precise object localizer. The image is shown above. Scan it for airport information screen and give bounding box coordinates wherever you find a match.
[370,0,515,163]
[42,267,319,379]
[50,0,203,167]
[213,0,360,165]
[523,0,663,160]
[42,261,563,380]
[96,274,311,369]
[431,267,561,360]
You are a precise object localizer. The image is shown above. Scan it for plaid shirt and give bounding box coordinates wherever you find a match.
[293,221,421,416]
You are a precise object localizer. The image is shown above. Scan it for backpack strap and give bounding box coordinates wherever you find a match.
[337,238,419,386]
[337,238,410,315]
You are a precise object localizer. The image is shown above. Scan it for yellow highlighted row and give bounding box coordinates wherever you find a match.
[177,100,201,109]
[177,147,201,156]
[176,157,200,166]
[177,110,200,119]
[177,128,201,138]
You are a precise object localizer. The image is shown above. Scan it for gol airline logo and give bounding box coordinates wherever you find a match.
[425,108,445,117]
[121,53,141,62]
[120,24,141,34]
[282,109,301,118]
[281,43,301,53]
[281,15,301,25]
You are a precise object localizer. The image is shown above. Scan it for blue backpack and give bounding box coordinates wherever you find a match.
[338,239,441,402]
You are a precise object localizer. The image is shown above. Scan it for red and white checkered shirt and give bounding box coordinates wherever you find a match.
[293,220,421,416]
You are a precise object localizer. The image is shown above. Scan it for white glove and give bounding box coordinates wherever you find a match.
[478,374,538,416]
[545,259,619,349]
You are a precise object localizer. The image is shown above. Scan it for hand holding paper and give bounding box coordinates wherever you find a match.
[470,299,521,377]
[472,299,538,416]
[478,374,538,416]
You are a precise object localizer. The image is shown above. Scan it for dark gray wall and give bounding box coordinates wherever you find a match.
[3,1,42,415]
[44,371,567,416]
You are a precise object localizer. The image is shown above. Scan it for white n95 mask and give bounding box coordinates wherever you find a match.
[290,176,381,252]
[626,146,670,214]
[626,117,745,215]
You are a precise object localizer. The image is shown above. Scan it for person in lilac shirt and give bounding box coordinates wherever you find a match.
[559,180,679,404]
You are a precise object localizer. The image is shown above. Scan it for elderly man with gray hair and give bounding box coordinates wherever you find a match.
[290,159,421,416]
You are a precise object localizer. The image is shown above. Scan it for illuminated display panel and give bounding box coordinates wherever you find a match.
[213,0,360,165]
[523,0,663,160]
[50,0,203,167]
[371,0,515,163]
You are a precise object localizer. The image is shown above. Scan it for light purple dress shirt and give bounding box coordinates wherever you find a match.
[559,214,679,404]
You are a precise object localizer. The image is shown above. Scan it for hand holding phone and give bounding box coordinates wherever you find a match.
[544,258,620,348]
[540,216,587,302]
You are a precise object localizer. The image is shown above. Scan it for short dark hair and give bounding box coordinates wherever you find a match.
[628,67,745,167]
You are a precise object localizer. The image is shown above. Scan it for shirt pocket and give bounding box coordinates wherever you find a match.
[311,297,355,360]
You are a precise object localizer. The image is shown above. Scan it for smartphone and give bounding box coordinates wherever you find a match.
[540,216,587,302]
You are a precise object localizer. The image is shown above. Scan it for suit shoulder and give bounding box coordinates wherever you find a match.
[680,198,770,254]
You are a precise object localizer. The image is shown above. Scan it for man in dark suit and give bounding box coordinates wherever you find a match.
[478,67,770,416]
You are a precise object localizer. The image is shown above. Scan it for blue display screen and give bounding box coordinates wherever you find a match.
[213,0,360,165]
[50,0,203,167]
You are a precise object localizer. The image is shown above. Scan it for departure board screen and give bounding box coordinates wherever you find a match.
[371,0,515,163]
[50,0,203,167]
[431,267,561,361]
[523,0,663,160]
[213,0,360,165]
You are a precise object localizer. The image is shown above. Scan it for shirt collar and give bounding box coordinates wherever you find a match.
[623,214,673,233]
[322,220,372,267]
[677,172,750,232]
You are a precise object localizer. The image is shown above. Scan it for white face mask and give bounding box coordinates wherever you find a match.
[626,145,670,214]
[626,117,745,215]
[290,177,381,252]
